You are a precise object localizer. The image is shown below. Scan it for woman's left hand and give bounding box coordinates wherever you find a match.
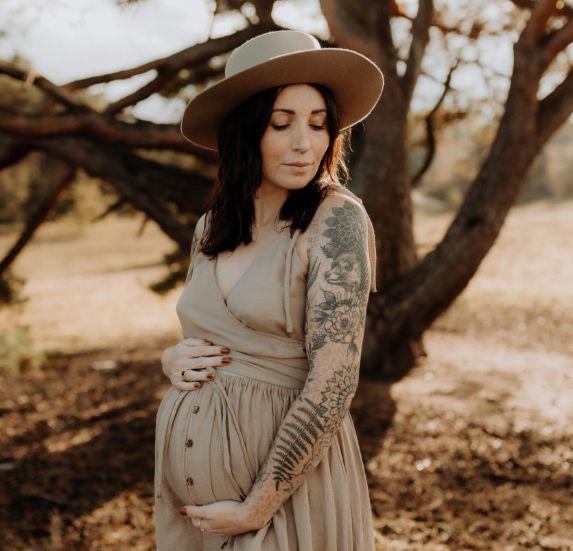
[179,500,265,537]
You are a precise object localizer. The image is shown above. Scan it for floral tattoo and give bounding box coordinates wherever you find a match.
[307,200,370,360]
[269,199,370,491]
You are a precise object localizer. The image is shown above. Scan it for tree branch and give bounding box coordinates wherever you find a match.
[541,17,573,63]
[64,23,276,91]
[511,0,573,19]
[0,112,216,159]
[0,63,90,111]
[524,0,559,42]
[412,58,459,186]
[401,0,434,107]
[104,69,176,116]
[536,67,573,145]
[10,135,210,249]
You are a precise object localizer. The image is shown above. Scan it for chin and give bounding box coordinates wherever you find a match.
[287,180,312,191]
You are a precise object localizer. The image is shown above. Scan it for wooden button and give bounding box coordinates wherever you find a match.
[192,405,200,414]
[186,477,194,486]
[185,438,193,448]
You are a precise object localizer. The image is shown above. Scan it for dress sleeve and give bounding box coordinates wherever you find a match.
[184,212,207,285]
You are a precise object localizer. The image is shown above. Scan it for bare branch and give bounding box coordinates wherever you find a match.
[0,62,90,111]
[0,112,216,160]
[252,0,277,24]
[104,69,175,116]
[412,59,459,186]
[17,135,207,250]
[104,62,224,115]
[23,133,210,207]
[541,17,573,62]
[536,67,573,145]
[64,24,275,91]
[401,0,434,106]
[511,0,573,18]
[524,0,559,42]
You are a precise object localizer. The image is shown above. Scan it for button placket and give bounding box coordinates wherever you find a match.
[184,394,201,501]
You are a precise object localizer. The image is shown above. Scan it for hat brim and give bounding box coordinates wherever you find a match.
[180,48,384,151]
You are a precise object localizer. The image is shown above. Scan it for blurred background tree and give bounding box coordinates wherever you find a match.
[0,0,571,378]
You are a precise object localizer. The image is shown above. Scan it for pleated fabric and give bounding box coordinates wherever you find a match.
[154,186,376,550]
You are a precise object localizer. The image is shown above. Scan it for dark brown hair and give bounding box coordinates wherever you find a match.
[200,83,350,258]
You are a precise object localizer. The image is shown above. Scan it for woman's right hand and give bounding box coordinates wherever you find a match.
[161,338,231,391]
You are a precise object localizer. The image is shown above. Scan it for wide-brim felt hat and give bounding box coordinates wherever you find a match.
[180,30,384,151]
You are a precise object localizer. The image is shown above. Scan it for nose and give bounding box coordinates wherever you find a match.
[291,123,311,152]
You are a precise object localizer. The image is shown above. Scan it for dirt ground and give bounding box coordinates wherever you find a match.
[0,199,572,550]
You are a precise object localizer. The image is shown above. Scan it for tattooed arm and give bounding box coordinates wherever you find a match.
[242,195,371,527]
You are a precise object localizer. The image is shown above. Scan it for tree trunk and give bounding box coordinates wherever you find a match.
[322,0,573,379]
[367,8,573,379]
[320,0,431,377]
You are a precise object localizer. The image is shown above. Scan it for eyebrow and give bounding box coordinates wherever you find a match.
[272,109,327,114]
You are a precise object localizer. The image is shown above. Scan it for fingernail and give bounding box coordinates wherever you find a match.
[207,374,215,380]
[221,357,231,365]
[220,347,230,354]
[194,383,201,389]
[179,507,187,516]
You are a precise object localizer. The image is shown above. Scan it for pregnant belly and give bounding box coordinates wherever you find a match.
[157,372,300,505]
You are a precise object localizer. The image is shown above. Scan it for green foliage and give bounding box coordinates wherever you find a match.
[0,327,45,375]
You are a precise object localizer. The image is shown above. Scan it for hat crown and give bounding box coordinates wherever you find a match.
[225,30,321,78]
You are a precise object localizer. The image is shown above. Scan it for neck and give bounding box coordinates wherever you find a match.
[253,184,290,234]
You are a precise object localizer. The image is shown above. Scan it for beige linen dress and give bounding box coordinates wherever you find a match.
[154,186,377,550]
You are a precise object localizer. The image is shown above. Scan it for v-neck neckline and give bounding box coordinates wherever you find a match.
[213,230,286,304]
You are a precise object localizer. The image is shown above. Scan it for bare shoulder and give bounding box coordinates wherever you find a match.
[295,191,366,270]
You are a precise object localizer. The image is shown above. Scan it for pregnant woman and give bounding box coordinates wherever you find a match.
[155,30,384,550]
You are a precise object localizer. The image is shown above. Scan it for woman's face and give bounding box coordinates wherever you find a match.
[259,83,330,194]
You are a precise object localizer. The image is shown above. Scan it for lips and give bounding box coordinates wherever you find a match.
[285,162,312,167]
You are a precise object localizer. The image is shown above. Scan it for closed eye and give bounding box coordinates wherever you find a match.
[271,124,326,131]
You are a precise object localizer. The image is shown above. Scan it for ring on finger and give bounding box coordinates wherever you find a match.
[181,370,188,380]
